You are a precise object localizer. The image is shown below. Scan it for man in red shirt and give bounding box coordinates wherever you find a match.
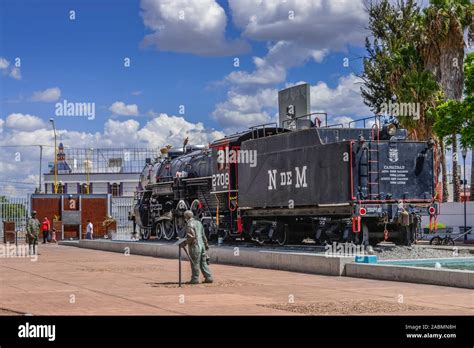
[41,217,51,244]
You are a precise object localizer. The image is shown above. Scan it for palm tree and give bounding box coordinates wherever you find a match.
[421,0,474,202]
[361,0,440,140]
[361,0,447,200]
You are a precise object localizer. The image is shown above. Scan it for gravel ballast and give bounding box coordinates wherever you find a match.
[373,245,458,260]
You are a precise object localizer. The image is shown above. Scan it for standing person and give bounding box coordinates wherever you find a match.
[181,210,213,284]
[41,217,50,244]
[26,211,41,255]
[51,228,58,243]
[86,220,93,240]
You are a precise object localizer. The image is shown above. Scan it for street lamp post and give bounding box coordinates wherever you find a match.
[49,118,58,194]
[86,147,93,194]
[461,147,467,241]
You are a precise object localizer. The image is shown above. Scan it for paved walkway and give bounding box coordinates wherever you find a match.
[0,244,472,315]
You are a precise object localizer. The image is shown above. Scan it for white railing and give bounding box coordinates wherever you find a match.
[110,197,135,239]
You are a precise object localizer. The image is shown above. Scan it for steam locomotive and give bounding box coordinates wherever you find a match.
[131,115,438,247]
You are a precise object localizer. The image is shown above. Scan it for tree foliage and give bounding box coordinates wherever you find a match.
[0,196,27,220]
[360,0,441,140]
[433,53,474,149]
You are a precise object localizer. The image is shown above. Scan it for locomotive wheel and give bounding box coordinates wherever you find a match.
[402,226,413,246]
[350,231,360,244]
[190,199,204,219]
[349,226,369,247]
[161,219,175,240]
[141,227,151,241]
[154,223,163,240]
[174,200,189,239]
[175,217,187,238]
[275,223,288,246]
[248,222,266,245]
[202,218,217,241]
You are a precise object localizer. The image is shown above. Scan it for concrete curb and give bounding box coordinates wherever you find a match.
[59,240,474,289]
[59,240,353,276]
[345,263,474,289]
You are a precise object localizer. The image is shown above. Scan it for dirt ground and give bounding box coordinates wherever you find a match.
[0,243,472,315]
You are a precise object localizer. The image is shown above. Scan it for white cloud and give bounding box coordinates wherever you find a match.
[5,113,46,131]
[0,113,224,193]
[332,116,354,127]
[212,88,278,131]
[226,41,328,86]
[0,57,10,70]
[102,119,141,146]
[109,101,140,116]
[308,74,370,120]
[222,0,367,87]
[9,67,21,80]
[31,87,61,102]
[0,57,21,80]
[140,0,249,56]
[213,74,370,132]
[0,119,4,133]
[229,0,367,50]
[131,90,142,96]
[138,113,224,147]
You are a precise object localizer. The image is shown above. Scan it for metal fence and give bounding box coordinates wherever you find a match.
[111,197,134,236]
[0,196,29,242]
[1,195,136,241]
[59,147,160,174]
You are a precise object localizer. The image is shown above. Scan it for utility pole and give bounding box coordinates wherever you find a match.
[462,147,467,241]
[38,145,43,193]
[49,119,58,193]
[86,147,93,194]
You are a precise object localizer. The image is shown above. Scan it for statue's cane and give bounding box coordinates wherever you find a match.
[176,238,194,287]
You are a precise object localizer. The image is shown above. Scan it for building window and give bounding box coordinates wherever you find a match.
[78,183,92,194]
[108,182,122,196]
[111,183,120,197]
[57,183,66,194]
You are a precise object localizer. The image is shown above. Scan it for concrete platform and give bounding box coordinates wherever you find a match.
[346,263,474,289]
[1,243,473,315]
[60,239,353,276]
[60,239,474,290]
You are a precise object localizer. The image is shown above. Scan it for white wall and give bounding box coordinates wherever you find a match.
[421,202,474,232]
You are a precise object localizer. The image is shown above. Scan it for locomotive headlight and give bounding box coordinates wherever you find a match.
[386,123,397,136]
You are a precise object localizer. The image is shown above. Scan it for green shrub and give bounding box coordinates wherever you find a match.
[424,222,446,229]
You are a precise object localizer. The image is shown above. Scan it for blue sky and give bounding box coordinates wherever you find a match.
[0,0,471,194]
[1,0,367,133]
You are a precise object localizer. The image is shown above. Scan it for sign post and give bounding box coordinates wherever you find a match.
[178,244,182,287]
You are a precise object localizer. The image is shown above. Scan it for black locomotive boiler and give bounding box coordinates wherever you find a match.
[132,116,438,247]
